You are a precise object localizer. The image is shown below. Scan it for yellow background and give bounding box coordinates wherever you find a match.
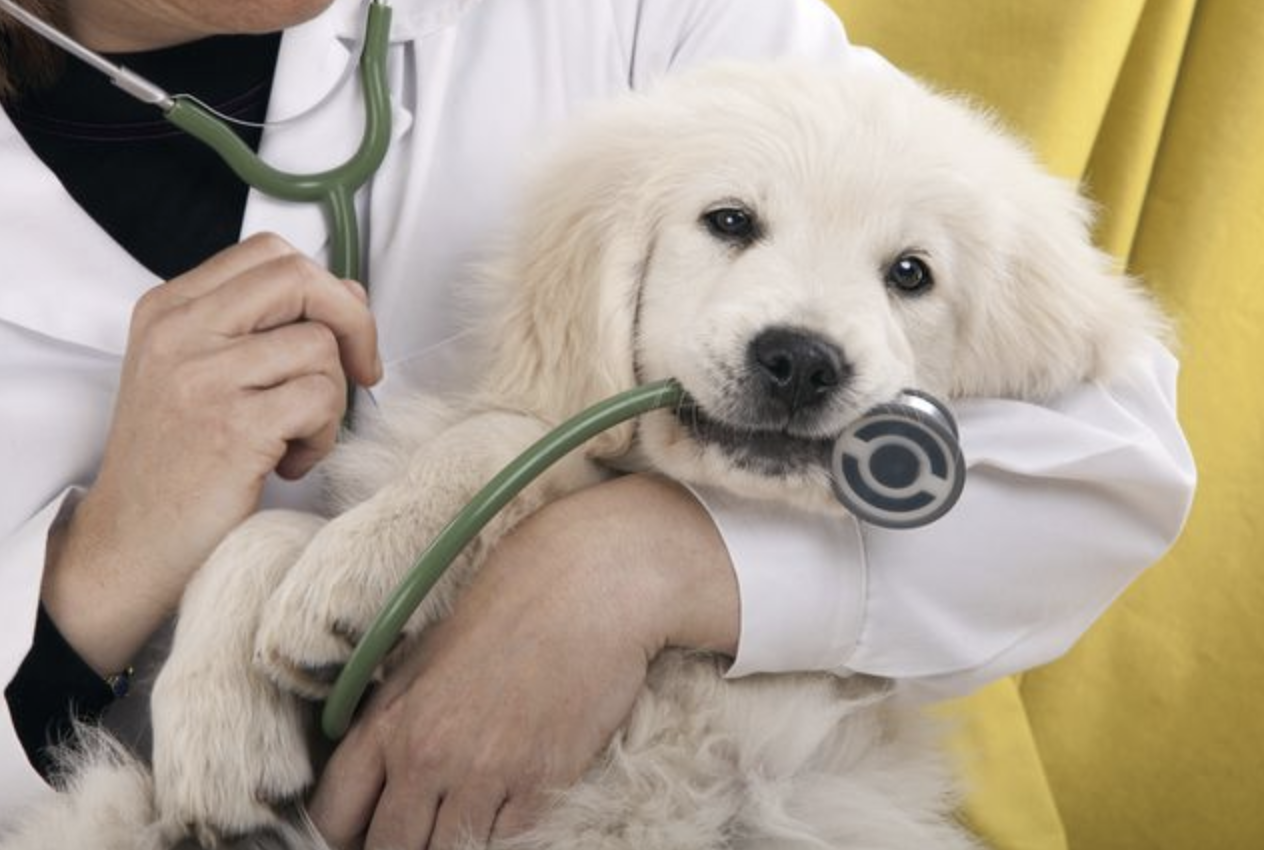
[823,1,1264,848]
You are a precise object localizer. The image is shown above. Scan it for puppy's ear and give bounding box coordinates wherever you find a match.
[480,107,664,459]
[948,118,1169,400]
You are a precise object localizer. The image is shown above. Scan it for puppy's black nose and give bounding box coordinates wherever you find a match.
[749,327,849,412]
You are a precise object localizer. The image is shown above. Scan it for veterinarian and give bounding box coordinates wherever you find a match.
[0,0,1195,846]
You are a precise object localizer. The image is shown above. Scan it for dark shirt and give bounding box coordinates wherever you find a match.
[1,31,280,778]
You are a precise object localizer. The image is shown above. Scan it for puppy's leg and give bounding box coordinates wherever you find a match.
[150,510,325,847]
[255,409,607,698]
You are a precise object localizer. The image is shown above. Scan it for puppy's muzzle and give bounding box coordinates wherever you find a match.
[749,326,851,415]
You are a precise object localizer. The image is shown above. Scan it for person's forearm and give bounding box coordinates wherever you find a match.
[40,486,189,676]
[310,470,742,845]
[513,472,740,659]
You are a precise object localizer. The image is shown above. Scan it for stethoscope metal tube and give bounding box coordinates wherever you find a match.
[0,0,173,106]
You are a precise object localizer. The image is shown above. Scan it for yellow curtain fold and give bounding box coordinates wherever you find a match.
[825,2,1264,848]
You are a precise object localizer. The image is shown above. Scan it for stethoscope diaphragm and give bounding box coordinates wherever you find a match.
[830,390,966,529]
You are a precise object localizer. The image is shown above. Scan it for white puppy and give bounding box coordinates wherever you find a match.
[0,59,1164,850]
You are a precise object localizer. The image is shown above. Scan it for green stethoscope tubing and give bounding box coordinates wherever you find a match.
[163,1,394,282]
[320,378,688,740]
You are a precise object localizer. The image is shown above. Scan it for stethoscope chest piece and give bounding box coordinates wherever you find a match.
[830,390,966,529]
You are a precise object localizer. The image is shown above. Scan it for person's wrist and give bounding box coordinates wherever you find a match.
[40,485,180,676]
[642,479,740,658]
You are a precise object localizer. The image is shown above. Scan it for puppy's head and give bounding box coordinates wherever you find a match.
[483,60,1165,511]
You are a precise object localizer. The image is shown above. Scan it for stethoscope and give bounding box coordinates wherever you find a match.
[1,0,967,738]
[0,0,393,283]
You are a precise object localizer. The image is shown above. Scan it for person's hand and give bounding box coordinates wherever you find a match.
[42,233,381,675]
[309,474,739,850]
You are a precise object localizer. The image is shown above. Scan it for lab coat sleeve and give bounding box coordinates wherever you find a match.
[695,339,1195,700]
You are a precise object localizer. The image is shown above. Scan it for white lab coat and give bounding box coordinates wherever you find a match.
[0,0,1195,816]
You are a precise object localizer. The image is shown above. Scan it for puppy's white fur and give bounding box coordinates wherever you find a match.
[0,60,1163,850]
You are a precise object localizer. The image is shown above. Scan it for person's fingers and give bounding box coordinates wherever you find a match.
[246,372,345,480]
[364,782,441,850]
[191,252,381,387]
[148,232,299,303]
[342,277,370,305]
[223,321,345,391]
[309,731,389,850]
[276,423,340,481]
[430,787,503,850]
[488,793,544,842]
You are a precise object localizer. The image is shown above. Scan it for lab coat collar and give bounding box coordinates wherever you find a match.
[270,0,482,116]
[239,0,478,266]
[323,0,485,41]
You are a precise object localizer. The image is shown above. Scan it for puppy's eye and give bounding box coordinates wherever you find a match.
[885,255,934,295]
[702,206,760,245]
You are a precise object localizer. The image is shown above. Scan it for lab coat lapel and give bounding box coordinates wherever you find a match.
[0,115,155,356]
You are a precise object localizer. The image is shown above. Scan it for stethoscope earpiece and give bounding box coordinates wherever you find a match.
[830,390,966,529]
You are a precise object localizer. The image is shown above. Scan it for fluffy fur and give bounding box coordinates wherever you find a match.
[0,59,1163,850]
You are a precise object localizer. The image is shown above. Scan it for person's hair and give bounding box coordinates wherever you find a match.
[0,0,65,101]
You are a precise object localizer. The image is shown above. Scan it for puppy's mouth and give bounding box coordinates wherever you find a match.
[674,401,834,476]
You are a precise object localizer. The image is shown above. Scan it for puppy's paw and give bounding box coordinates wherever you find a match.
[152,644,313,845]
[254,509,425,699]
